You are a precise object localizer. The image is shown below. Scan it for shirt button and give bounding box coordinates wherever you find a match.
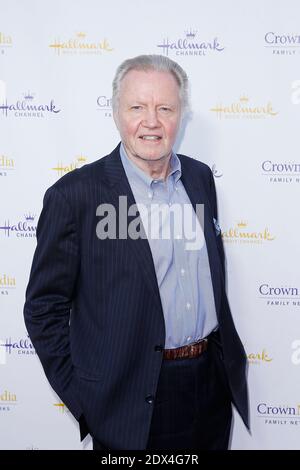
[186,302,191,310]
[145,395,154,404]
[153,180,158,184]
[187,336,191,342]
[148,192,152,198]
[181,268,185,276]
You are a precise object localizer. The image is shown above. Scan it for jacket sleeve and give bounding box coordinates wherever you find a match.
[23,185,83,420]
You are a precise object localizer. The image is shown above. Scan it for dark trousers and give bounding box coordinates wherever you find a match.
[146,337,232,450]
[93,336,232,450]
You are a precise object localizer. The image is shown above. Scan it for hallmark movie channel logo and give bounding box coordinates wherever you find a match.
[257,402,300,426]
[49,31,113,56]
[0,154,15,177]
[222,221,275,245]
[156,29,224,57]
[258,283,300,307]
[0,91,61,118]
[0,390,17,412]
[264,31,300,56]
[247,349,273,365]
[53,402,69,414]
[0,334,36,357]
[51,154,88,178]
[0,213,37,238]
[210,95,278,120]
[0,274,16,296]
[96,95,112,117]
[261,159,300,184]
[0,31,12,54]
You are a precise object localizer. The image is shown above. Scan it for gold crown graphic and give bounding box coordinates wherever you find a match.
[239,95,249,102]
[76,155,87,162]
[237,221,247,227]
[77,32,86,38]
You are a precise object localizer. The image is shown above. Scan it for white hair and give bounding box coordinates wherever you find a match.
[112,54,189,114]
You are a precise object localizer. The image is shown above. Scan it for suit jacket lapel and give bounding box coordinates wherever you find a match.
[103,144,164,315]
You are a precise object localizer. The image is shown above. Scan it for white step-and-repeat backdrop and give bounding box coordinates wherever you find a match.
[1,0,300,450]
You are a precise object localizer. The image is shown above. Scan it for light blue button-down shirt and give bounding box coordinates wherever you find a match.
[120,144,218,349]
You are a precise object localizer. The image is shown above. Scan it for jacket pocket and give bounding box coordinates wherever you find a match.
[74,366,102,382]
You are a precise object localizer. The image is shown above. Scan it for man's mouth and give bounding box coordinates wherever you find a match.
[139,135,162,141]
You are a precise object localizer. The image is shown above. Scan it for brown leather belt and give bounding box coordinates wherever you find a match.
[163,338,208,360]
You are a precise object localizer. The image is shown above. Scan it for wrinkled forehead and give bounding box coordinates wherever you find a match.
[119,69,181,105]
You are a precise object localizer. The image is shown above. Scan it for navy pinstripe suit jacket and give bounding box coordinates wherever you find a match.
[24,143,248,449]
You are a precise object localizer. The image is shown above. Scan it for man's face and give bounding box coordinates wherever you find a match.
[114,69,182,164]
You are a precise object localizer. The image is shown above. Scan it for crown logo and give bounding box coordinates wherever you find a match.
[23,91,35,100]
[24,213,35,221]
[185,29,197,38]
[77,32,86,38]
[239,95,249,102]
[76,155,87,163]
[54,402,68,413]
[237,221,247,228]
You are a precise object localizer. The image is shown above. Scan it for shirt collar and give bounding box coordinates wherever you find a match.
[119,143,182,189]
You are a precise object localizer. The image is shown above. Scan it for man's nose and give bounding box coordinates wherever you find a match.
[142,109,159,127]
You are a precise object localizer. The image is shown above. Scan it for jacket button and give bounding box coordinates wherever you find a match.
[145,395,154,404]
[155,345,163,352]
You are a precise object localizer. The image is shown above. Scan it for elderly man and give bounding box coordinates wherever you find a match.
[24,54,248,450]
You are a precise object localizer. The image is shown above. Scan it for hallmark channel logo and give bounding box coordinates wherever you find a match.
[0,213,37,238]
[156,29,224,57]
[96,95,112,117]
[264,32,300,56]
[49,32,113,56]
[0,334,36,357]
[0,274,16,296]
[257,402,300,426]
[0,154,15,177]
[0,390,17,412]
[0,31,12,54]
[247,349,273,365]
[261,160,300,184]
[0,91,61,118]
[258,283,300,307]
[222,221,275,244]
[210,95,278,120]
[51,154,88,178]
